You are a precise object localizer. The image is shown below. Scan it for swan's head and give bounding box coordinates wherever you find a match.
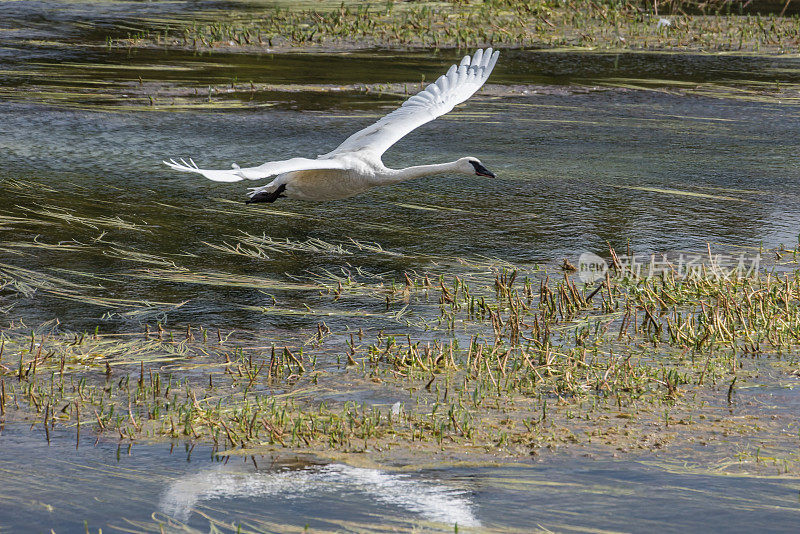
[458,157,496,178]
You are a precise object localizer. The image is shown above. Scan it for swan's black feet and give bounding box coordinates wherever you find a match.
[245,184,286,204]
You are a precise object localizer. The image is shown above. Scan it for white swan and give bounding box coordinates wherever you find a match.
[164,48,499,203]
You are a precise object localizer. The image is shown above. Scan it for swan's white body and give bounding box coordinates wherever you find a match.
[165,48,500,202]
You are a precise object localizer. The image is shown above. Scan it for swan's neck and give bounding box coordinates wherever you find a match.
[384,160,461,184]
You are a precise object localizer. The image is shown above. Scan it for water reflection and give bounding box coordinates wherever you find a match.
[1,423,799,532]
[160,462,480,527]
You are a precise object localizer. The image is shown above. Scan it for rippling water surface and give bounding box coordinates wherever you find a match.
[2,425,799,532]
[2,87,799,330]
[2,1,800,531]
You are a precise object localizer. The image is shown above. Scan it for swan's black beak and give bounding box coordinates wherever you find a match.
[470,160,496,178]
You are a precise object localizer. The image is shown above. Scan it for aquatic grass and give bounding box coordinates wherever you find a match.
[4,248,800,472]
[609,184,749,201]
[0,161,796,464]
[0,238,93,254]
[18,205,150,233]
[347,238,404,257]
[0,262,104,299]
[103,247,179,267]
[0,175,523,328]
[229,232,354,256]
[116,1,800,55]
[0,260,189,319]
[0,215,58,230]
[127,268,320,291]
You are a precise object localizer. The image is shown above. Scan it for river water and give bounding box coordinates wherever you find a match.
[2,423,799,532]
[2,1,800,531]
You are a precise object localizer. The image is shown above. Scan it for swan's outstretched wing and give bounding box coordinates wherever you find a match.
[163,157,346,183]
[323,48,499,159]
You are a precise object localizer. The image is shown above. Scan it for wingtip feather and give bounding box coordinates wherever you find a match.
[472,49,484,67]
[488,50,500,73]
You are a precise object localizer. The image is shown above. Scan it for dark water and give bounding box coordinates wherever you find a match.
[3,0,800,101]
[1,424,799,533]
[1,89,798,331]
[4,45,800,102]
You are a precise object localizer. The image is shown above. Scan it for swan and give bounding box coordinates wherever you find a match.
[164,48,499,203]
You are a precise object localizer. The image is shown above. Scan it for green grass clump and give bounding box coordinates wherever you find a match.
[116,1,800,53]
[3,247,800,471]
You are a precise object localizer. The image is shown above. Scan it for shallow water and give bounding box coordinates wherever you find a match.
[3,1,800,531]
[2,424,799,533]
[1,87,799,330]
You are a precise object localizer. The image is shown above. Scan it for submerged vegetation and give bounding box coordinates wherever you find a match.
[1,94,799,477]
[4,1,800,528]
[117,0,800,53]
[3,246,800,472]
